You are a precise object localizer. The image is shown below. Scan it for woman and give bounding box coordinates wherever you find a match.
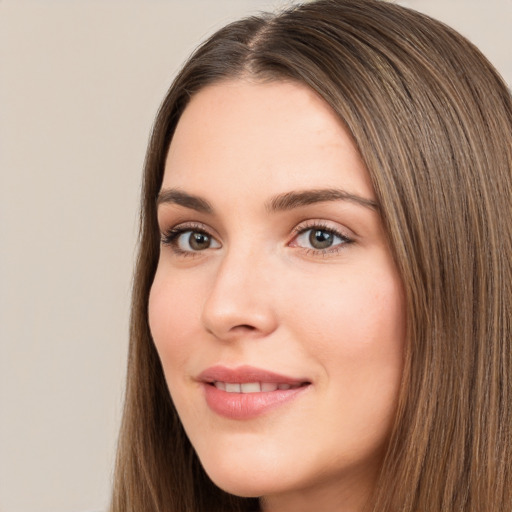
[110,1,512,511]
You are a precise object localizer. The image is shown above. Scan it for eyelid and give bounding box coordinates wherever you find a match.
[291,219,354,238]
[161,220,218,238]
[160,222,221,255]
[159,219,354,258]
[289,220,355,254]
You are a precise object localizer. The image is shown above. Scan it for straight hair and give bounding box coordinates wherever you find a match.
[110,1,512,510]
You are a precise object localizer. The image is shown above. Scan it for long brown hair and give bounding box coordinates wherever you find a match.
[110,1,512,510]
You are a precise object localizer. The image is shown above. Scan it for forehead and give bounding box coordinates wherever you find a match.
[163,79,374,201]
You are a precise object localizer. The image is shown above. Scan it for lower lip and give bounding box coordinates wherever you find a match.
[203,383,310,420]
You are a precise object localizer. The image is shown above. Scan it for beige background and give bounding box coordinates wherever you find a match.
[1,1,510,511]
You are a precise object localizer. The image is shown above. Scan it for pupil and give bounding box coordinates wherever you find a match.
[190,232,210,250]
[310,229,333,249]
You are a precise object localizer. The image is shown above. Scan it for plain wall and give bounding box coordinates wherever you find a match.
[1,1,510,511]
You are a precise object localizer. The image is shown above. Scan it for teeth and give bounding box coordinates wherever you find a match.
[241,382,261,393]
[214,381,302,393]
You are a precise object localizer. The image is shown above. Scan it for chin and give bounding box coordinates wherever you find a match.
[204,467,267,498]
[199,451,290,498]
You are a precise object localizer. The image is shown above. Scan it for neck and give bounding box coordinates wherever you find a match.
[260,466,376,512]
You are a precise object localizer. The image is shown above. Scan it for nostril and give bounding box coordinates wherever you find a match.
[232,324,257,331]
[201,290,278,340]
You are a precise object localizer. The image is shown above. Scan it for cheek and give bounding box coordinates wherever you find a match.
[148,268,202,375]
[301,266,405,439]
[287,262,405,387]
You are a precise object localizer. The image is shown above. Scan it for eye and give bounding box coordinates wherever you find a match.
[161,225,221,254]
[177,230,215,251]
[291,224,352,253]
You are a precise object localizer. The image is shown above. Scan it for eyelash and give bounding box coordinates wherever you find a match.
[291,221,353,256]
[160,221,354,257]
[161,223,213,257]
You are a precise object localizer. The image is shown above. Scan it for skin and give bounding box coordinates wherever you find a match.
[149,79,405,512]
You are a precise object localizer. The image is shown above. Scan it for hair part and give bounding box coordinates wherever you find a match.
[111,1,512,510]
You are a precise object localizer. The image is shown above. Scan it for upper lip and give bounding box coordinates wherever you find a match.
[197,365,309,385]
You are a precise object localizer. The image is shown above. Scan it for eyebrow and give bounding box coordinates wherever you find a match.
[266,188,379,212]
[156,187,379,213]
[157,188,213,213]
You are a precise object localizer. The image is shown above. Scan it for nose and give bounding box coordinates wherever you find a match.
[201,248,279,341]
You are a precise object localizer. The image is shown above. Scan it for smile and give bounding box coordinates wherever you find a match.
[212,381,304,393]
[198,365,311,419]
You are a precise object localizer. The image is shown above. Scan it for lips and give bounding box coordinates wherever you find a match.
[198,365,311,420]
[213,381,302,392]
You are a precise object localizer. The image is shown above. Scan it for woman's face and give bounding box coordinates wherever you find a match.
[149,79,405,511]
